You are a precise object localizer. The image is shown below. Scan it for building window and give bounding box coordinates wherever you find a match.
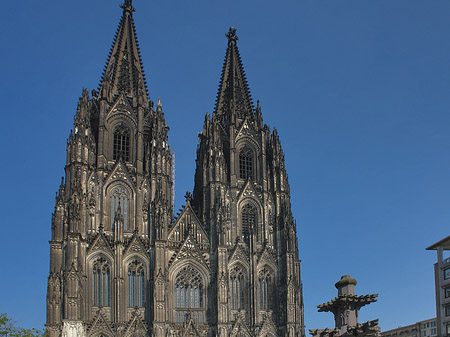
[445,268,450,280]
[230,266,246,310]
[93,257,110,307]
[431,321,437,327]
[113,126,130,161]
[258,268,273,310]
[241,204,256,245]
[446,305,450,317]
[111,185,129,230]
[174,265,204,324]
[239,147,253,180]
[431,328,437,335]
[128,260,145,307]
[446,323,450,335]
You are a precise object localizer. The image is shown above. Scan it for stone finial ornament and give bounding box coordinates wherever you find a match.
[226,26,238,42]
[310,275,380,337]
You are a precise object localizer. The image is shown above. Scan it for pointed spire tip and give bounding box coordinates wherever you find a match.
[120,0,135,12]
[226,27,238,42]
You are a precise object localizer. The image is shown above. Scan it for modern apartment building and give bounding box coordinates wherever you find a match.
[381,318,437,337]
[427,235,450,337]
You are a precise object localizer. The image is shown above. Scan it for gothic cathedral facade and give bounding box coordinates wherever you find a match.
[46,1,304,336]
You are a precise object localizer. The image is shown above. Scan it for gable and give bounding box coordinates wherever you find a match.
[88,309,115,336]
[235,118,258,144]
[168,235,209,270]
[87,232,114,257]
[237,180,263,206]
[168,202,209,245]
[104,160,135,191]
[123,235,148,258]
[105,94,137,126]
[124,311,147,337]
[228,242,249,269]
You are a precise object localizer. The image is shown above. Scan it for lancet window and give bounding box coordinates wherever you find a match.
[128,260,145,307]
[113,125,130,161]
[230,266,246,310]
[241,204,256,245]
[93,257,111,307]
[174,265,204,323]
[239,147,253,180]
[111,185,129,230]
[258,268,273,310]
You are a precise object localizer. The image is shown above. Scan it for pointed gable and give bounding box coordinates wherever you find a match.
[230,314,251,337]
[257,314,278,337]
[87,231,114,257]
[237,180,263,205]
[235,118,258,143]
[106,93,137,125]
[258,245,277,268]
[123,233,148,257]
[88,309,115,336]
[169,234,209,270]
[168,201,209,245]
[124,311,148,337]
[228,242,249,269]
[105,159,135,189]
[181,317,202,337]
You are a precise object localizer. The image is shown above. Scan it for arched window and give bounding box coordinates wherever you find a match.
[258,268,273,310]
[128,260,145,307]
[230,266,246,310]
[174,265,204,324]
[93,257,111,307]
[239,147,253,180]
[241,204,256,245]
[113,126,130,161]
[111,185,129,230]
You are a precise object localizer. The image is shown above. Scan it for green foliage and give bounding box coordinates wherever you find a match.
[0,313,47,337]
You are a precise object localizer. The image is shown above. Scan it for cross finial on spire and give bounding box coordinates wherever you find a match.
[120,0,135,13]
[226,27,238,42]
[185,191,192,202]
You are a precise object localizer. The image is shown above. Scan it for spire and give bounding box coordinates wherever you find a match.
[99,0,148,104]
[214,27,254,126]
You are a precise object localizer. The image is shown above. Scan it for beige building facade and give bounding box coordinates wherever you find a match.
[380,318,437,337]
[427,236,450,337]
[45,1,304,336]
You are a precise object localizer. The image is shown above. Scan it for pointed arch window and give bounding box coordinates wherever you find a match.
[93,257,111,307]
[241,204,256,245]
[111,185,129,230]
[128,260,145,307]
[113,126,130,162]
[230,266,246,310]
[239,147,253,180]
[174,265,204,324]
[258,268,273,310]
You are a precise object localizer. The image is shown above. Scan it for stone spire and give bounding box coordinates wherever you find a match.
[99,0,148,104]
[214,27,254,128]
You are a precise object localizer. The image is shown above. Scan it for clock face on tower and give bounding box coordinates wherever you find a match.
[444,268,450,280]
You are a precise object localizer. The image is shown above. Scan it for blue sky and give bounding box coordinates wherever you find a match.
[1,0,450,332]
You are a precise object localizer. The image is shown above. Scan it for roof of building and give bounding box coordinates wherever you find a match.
[427,235,450,250]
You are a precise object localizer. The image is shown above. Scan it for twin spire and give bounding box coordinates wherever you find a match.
[99,0,148,103]
[215,27,255,125]
[100,1,254,120]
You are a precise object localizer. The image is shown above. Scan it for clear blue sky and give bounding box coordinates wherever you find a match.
[1,0,450,332]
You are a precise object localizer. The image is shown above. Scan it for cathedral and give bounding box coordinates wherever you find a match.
[46,1,304,336]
